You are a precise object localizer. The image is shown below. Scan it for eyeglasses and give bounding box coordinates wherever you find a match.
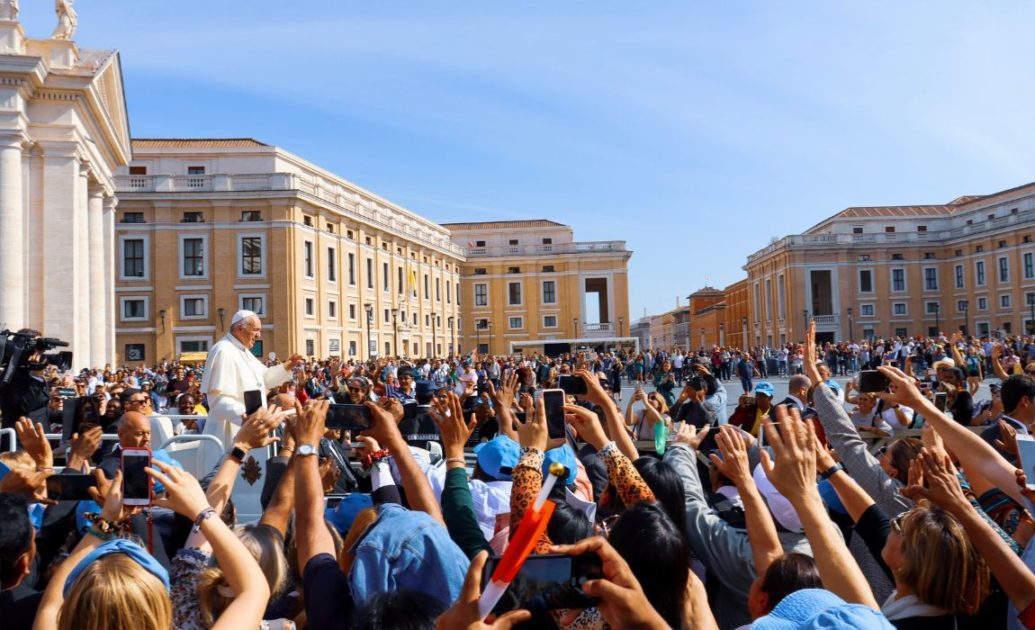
[876,445,888,458]
[127,398,148,404]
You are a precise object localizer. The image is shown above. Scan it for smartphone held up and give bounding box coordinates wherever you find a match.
[121,447,152,506]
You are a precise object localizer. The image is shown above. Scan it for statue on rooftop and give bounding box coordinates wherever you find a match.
[52,0,77,40]
[0,0,19,21]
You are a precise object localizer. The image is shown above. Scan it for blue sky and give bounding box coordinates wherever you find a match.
[19,2,1035,317]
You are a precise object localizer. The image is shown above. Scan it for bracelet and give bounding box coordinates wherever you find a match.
[85,526,114,541]
[361,449,391,470]
[599,441,618,457]
[819,462,844,480]
[445,457,465,466]
[192,507,217,533]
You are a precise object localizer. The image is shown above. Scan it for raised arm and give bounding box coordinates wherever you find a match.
[708,426,782,576]
[578,369,639,461]
[991,344,1010,381]
[488,372,519,442]
[366,400,445,525]
[206,407,284,515]
[293,400,337,571]
[762,406,878,609]
[432,393,491,558]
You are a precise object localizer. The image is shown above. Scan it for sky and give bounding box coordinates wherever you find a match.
[18,2,1035,318]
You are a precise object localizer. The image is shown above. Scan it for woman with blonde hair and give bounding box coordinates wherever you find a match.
[625,387,672,441]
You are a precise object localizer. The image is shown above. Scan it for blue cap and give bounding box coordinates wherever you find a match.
[75,500,102,534]
[754,381,775,398]
[543,444,577,486]
[64,539,170,595]
[0,461,9,483]
[325,493,374,534]
[751,589,894,630]
[473,435,520,481]
[415,380,435,398]
[149,449,182,495]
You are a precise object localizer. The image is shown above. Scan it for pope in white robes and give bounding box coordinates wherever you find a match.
[199,310,302,510]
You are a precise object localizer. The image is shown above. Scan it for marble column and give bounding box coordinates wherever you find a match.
[0,132,24,329]
[103,195,117,367]
[41,148,80,362]
[88,185,105,366]
[75,167,90,367]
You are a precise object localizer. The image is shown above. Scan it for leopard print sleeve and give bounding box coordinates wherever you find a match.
[509,447,553,553]
[602,443,656,506]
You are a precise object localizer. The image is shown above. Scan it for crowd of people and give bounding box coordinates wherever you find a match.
[3,321,1035,629]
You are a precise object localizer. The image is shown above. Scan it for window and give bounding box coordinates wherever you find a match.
[327,223,336,234]
[923,252,935,259]
[976,245,984,253]
[327,248,336,281]
[895,328,908,338]
[475,240,486,247]
[413,312,418,326]
[891,268,905,292]
[885,226,896,233]
[509,239,519,246]
[182,237,205,277]
[918,226,928,232]
[924,268,938,291]
[999,256,1009,283]
[892,253,904,260]
[349,304,356,320]
[777,274,786,318]
[182,211,203,223]
[349,341,357,356]
[383,262,389,291]
[240,236,263,276]
[240,295,265,316]
[128,166,147,175]
[860,304,875,317]
[893,303,907,316]
[303,215,313,227]
[955,264,964,289]
[348,253,355,285]
[1001,294,1011,309]
[976,261,986,285]
[977,297,988,310]
[435,277,441,301]
[124,344,145,362]
[328,301,337,319]
[1026,253,1034,280]
[446,281,452,304]
[542,265,555,272]
[474,268,487,275]
[424,274,429,298]
[859,255,871,262]
[241,210,261,222]
[753,283,761,320]
[926,302,939,314]
[999,240,1008,249]
[852,226,863,234]
[544,315,558,328]
[542,280,557,304]
[542,238,553,245]
[122,238,145,278]
[366,258,373,289]
[508,267,521,274]
[304,297,315,317]
[121,212,144,223]
[121,297,147,321]
[182,296,206,318]
[397,267,404,294]
[384,309,390,323]
[178,339,210,353]
[303,241,314,278]
[508,317,523,329]
[859,269,873,293]
[508,282,522,305]
[956,300,967,312]
[306,339,315,356]
[187,166,206,175]
[1027,291,1035,307]
[764,278,773,321]
[474,283,488,307]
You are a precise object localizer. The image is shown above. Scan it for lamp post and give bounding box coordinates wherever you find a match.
[802,309,809,341]
[573,317,579,340]
[846,307,853,342]
[932,303,940,337]
[391,308,399,357]
[431,311,437,358]
[741,317,747,352]
[448,316,455,355]
[961,300,969,337]
[364,303,373,358]
[218,307,225,331]
[1029,293,1035,335]
[476,319,482,355]
[618,316,624,337]
[159,309,166,332]
[487,320,494,355]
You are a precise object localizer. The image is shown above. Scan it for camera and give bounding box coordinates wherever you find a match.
[0,329,73,384]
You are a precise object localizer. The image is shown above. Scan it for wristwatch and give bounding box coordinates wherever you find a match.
[296,443,318,457]
[227,446,247,464]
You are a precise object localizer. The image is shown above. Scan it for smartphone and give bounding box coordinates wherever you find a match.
[45,473,98,501]
[858,370,889,393]
[121,447,152,506]
[325,493,351,510]
[325,404,372,430]
[482,553,603,615]
[1016,435,1035,491]
[558,374,587,397]
[244,390,263,416]
[543,389,566,439]
[933,392,948,413]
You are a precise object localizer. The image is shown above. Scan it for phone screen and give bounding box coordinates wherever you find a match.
[482,554,602,615]
[544,389,566,439]
[326,404,372,430]
[122,449,151,504]
[46,473,98,501]
[244,390,263,416]
[1017,436,1035,490]
[858,370,889,393]
[933,392,948,413]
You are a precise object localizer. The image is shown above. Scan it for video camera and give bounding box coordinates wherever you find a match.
[0,329,73,384]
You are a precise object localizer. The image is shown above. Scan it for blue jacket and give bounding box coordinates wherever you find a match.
[349,503,469,607]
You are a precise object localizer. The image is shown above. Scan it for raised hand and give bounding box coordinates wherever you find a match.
[901,448,970,514]
[365,400,405,450]
[434,551,532,629]
[234,406,287,452]
[431,392,478,460]
[760,405,818,500]
[295,399,329,447]
[515,394,548,451]
[708,426,751,486]
[564,403,608,450]
[146,459,209,520]
[14,417,53,469]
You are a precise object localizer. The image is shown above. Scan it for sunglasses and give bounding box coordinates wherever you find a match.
[128,398,148,404]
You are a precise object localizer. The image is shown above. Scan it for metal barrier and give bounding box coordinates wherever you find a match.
[0,428,15,452]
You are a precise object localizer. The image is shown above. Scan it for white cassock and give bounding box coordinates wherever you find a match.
[199,333,291,520]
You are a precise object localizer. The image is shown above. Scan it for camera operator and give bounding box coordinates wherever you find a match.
[0,331,50,431]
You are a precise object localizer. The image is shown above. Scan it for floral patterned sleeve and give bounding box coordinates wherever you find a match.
[602,442,655,507]
[171,547,211,630]
[509,447,553,553]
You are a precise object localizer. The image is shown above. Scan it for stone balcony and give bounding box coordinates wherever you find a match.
[466,240,628,258]
[580,322,615,338]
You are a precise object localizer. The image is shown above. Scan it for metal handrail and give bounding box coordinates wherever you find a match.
[0,428,15,452]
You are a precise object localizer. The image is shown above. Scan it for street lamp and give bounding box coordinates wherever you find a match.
[476,319,482,355]
[961,300,969,337]
[932,303,940,337]
[618,316,624,337]
[1029,293,1035,334]
[802,309,809,339]
[846,307,852,342]
[391,308,399,357]
[573,317,579,340]
[741,317,747,351]
[431,311,437,357]
[487,320,494,355]
[218,307,225,331]
[364,303,373,358]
